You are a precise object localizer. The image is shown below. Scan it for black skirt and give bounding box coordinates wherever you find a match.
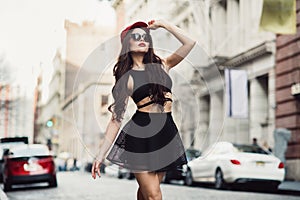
[106,110,187,172]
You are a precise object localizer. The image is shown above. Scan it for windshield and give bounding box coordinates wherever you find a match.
[233,144,269,155]
[10,145,50,157]
[0,142,27,159]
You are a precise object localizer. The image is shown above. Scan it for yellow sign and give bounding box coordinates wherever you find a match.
[259,0,296,34]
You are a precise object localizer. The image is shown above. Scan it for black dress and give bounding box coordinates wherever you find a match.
[106,69,187,172]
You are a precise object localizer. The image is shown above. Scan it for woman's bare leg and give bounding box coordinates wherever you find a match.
[136,172,165,199]
[137,187,145,200]
[134,172,162,200]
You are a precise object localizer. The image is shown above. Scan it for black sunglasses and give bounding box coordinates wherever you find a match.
[130,33,150,42]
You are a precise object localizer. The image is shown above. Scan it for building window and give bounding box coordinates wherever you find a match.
[219,0,227,10]
[183,18,189,29]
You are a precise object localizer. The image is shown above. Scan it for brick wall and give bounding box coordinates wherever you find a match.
[276,0,300,159]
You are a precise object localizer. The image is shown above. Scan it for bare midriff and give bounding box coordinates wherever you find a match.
[136,92,172,113]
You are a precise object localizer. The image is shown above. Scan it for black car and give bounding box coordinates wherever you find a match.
[163,148,201,184]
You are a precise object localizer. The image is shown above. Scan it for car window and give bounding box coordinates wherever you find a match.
[233,144,269,154]
[10,145,50,157]
[0,142,27,158]
[0,142,26,149]
[201,142,235,156]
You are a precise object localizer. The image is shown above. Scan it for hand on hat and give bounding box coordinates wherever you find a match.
[147,19,164,30]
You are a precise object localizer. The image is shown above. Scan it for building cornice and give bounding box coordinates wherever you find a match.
[219,41,275,68]
[193,41,276,96]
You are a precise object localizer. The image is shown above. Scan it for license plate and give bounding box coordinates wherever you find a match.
[256,161,265,166]
[24,163,39,172]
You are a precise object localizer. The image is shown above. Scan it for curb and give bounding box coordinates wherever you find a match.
[278,182,300,192]
[0,187,8,200]
[277,189,300,196]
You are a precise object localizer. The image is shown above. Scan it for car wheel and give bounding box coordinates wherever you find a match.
[215,169,226,189]
[117,172,123,179]
[162,174,170,184]
[49,176,58,187]
[184,169,194,186]
[125,172,134,180]
[3,180,11,192]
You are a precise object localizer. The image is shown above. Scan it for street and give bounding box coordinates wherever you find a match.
[3,171,300,200]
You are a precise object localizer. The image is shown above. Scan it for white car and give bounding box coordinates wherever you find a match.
[104,164,133,179]
[185,141,285,190]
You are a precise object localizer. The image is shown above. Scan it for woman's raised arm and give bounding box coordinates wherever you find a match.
[147,19,196,70]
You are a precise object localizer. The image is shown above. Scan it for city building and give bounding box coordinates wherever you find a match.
[36,50,65,153]
[37,19,116,165]
[0,59,36,143]
[0,84,34,141]
[275,2,300,180]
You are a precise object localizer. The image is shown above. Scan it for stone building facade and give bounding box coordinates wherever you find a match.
[38,19,115,164]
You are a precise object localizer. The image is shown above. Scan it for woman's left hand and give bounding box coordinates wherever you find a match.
[91,159,102,179]
[147,19,165,30]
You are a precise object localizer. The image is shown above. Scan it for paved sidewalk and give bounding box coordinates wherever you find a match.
[278,181,300,193]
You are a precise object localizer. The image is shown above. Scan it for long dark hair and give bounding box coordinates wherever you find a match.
[108,28,169,121]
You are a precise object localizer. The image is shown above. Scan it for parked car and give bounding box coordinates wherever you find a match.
[0,137,29,183]
[104,164,134,179]
[2,144,57,191]
[185,141,285,190]
[163,148,201,184]
[120,168,135,180]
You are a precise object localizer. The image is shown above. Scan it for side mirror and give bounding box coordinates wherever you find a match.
[3,149,9,156]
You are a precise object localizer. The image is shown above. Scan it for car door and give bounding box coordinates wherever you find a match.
[194,142,232,181]
[190,146,216,181]
[197,150,220,180]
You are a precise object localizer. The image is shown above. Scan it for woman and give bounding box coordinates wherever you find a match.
[92,19,195,200]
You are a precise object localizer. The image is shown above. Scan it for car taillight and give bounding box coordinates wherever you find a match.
[230,159,241,165]
[38,157,55,173]
[6,159,28,175]
[278,162,284,169]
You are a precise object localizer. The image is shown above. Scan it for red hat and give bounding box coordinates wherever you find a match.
[120,21,149,43]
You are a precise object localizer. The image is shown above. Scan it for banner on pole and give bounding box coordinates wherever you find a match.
[225,69,248,118]
[259,0,296,34]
